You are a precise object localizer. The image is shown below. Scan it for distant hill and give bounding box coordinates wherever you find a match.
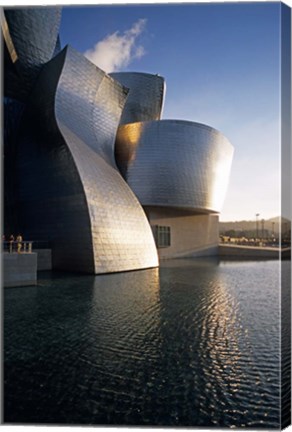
[219,217,290,235]
[268,216,290,224]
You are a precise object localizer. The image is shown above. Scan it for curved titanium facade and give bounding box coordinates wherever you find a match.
[109,72,165,125]
[2,7,63,236]
[53,34,62,57]
[3,7,62,100]
[16,46,158,273]
[116,120,234,213]
[4,97,26,235]
[3,7,234,270]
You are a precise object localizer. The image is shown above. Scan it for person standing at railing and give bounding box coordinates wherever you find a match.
[9,235,14,253]
[16,234,23,253]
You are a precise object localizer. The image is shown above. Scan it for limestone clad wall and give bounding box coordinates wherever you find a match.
[146,207,219,259]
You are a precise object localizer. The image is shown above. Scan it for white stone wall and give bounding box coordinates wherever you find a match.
[146,207,219,259]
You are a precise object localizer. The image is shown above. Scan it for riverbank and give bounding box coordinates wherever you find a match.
[219,243,291,259]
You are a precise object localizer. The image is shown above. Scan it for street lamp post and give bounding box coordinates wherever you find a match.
[255,213,260,240]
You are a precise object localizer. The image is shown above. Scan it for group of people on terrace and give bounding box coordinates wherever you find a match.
[3,234,23,253]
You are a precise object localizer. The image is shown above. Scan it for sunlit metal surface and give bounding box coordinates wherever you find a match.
[3,6,61,99]
[16,46,158,273]
[2,6,232,271]
[116,120,234,213]
[110,72,165,124]
[1,9,18,63]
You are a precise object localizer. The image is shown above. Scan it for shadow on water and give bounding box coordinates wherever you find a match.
[4,258,283,428]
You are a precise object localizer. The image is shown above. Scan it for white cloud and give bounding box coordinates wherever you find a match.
[84,19,147,73]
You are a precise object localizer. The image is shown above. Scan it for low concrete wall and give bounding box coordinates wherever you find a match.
[3,253,37,287]
[35,249,52,270]
[166,245,219,259]
[219,244,290,259]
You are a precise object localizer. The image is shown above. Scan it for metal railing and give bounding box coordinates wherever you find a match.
[3,241,33,253]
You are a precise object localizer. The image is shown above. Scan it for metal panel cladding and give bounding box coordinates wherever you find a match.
[3,6,62,99]
[3,97,26,235]
[16,46,158,274]
[109,72,165,124]
[116,120,234,213]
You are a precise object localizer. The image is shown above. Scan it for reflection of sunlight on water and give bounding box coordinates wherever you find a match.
[89,268,161,366]
[4,260,282,428]
[158,259,280,427]
[199,278,245,421]
[196,262,279,427]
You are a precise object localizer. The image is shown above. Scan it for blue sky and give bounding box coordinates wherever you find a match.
[60,2,283,222]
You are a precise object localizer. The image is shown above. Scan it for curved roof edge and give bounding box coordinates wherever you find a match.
[110,71,165,80]
[118,119,232,145]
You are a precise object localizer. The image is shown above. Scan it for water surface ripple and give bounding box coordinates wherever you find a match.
[4,259,282,427]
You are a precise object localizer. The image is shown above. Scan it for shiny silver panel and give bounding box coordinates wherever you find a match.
[109,72,165,124]
[116,120,234,213]
[3,6,62,99]
[18,46,158,274]
[53,34,61,57]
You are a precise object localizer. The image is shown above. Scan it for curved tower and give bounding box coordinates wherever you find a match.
[3,7,62,100]
[15,46,158,273]
[2,6,62,234]
[109,72,165,124]
[3,6,234,269]
[116,120,234,258]
[116,120,233,213]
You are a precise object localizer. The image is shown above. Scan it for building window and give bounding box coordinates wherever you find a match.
[153,225,171,248]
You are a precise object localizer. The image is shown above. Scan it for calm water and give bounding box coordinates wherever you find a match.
[4,259,285,428]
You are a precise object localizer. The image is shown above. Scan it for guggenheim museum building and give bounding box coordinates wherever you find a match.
[2,7,234,274]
